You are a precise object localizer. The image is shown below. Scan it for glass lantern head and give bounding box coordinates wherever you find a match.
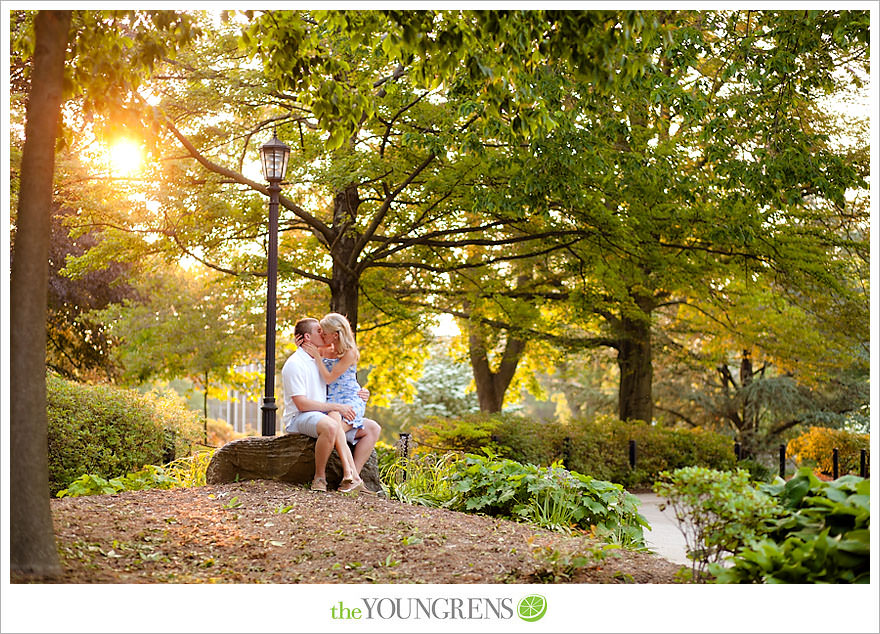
[260,131,290,182]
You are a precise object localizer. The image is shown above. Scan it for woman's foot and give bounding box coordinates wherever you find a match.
[338,478,365,494]
[310,477,328,492]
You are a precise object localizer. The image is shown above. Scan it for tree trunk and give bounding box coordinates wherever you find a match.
[468,329,527,413]
[329,185,361,333]
[10,9,71,577]
[616,313,654,422]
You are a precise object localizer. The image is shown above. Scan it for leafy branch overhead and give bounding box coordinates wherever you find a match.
[11,8,869,425]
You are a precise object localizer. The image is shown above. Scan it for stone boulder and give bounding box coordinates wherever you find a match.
[205,433,382,492]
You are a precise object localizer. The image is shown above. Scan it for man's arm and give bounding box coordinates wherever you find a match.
[291,395,356,421]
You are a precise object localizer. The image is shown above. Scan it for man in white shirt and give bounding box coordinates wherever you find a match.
[281,317,380,491]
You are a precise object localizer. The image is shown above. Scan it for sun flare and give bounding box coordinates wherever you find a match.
[107,139,144,177]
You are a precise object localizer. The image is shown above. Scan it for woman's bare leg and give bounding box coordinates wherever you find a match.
[327,412,356,482]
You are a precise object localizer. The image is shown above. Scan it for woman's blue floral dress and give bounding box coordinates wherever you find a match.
[322,357,365,430]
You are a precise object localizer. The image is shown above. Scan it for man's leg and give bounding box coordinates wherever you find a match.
[352,418,381,475]
[313,415,339,481]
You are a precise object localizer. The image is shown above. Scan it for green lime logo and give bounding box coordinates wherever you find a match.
[517,594,547,622]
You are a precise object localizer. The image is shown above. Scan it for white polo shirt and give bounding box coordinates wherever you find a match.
[281,348,327,431]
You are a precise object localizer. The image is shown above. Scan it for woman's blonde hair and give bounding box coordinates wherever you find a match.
[320,312,358,357]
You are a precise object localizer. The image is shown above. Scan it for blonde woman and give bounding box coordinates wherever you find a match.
[300,312,367,490]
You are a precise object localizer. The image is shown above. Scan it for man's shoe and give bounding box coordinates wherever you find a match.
[310,477,327,492]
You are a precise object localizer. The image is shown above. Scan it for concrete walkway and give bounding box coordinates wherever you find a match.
[633,492,690,566]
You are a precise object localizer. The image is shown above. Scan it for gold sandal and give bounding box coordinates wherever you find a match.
[338,478,365,494]
[310,477,327,492]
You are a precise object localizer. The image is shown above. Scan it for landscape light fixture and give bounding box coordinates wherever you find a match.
[258,129,290,436]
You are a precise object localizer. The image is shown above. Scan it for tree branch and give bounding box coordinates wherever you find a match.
[147,98,337,245]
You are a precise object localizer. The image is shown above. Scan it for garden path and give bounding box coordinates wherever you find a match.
[635,493,689,566]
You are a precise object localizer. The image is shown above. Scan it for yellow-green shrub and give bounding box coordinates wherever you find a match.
[787,426,869,476]
[47,373,203,496]
[411,413,736,488]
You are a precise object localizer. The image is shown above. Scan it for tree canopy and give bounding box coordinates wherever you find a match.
[8,10,870,498]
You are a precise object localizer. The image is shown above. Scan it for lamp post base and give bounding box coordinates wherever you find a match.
[260,397,278,436]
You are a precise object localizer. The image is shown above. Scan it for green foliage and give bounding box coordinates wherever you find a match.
[529,539,622,583]
[366,345,480,441]
[380,452,462,508]
[412,413,736,487]
[57,450,215,498]
[46,204,138,383]
[379,443,646,546]
[93,267,262,389]
[450,453,648,547]
[712,468,870,583]
[653,467,782,582]
[736,459,776,483]
[248,10,657,147]
[47,373,203,496]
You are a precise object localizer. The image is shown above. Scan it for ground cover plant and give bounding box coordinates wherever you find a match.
[652,465,871,584]
[711,468,870,583]
[449,453,647,546]
[57,451,215,498]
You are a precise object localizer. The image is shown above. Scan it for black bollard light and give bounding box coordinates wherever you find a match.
[399,432,412,482]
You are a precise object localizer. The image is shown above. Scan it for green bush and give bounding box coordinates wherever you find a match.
[47,373,203,496]
[412,413,736,487]
[653,467,782,582]
[712,468,870,584]
[450,452,648,547]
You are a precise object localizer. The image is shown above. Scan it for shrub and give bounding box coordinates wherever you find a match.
[411,414,501,454]
[736,458,776,483]
[47,373,203,496]
[205,417,247,447]
[712,468,870,584]
[450,452,648,547]
[411,413,736,487]
[786,426,869,476]
[653,467,782,582]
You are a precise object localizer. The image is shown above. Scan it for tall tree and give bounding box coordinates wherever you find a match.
[9,8,200,576]
[62,10,656,402]
[10,9,71,577]
[439,9,870,421]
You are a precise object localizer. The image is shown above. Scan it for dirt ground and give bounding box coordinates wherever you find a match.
[13,479,684,584]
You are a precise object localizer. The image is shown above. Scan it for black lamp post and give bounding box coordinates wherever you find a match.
[259,131,290,436]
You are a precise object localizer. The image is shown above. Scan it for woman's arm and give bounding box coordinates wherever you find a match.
[304,345,358,384]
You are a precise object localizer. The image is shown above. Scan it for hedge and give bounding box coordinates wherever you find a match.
[786,426,870,476]
[411,413,736,488]
[47,373,203,496]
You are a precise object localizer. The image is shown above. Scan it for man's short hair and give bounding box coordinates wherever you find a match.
[294,318,319,340]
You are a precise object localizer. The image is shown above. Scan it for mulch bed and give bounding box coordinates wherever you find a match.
[13,479,684,584]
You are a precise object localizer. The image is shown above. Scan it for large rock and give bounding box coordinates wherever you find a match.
[205,433,382,492]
